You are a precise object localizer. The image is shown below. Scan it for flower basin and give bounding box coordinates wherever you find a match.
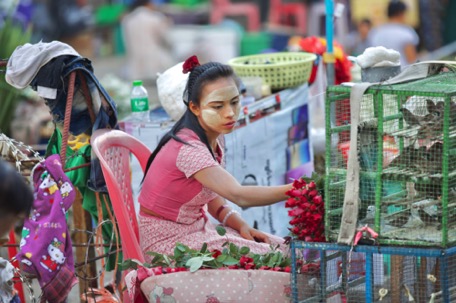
[140,269,291,302]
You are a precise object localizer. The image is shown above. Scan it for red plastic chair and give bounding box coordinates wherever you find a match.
[91,129,152,263]
[269,0,307,35]
[210,0,261,32]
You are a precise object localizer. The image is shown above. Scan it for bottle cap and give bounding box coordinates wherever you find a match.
[133,80,143,86]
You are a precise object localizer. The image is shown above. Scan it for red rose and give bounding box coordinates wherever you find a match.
[240,256,254,267]
[286,189,302,198]
[308,190,318,198]
[228,265,239,269]
[288,208,304,217]
[289,218,300,225]
[285,177,325,242]
[293,179,306,189]
[312,195,323,205]
[285,198,297,208]
[182,55,200,74]
[152,267,163,275]
[211,249,222,258]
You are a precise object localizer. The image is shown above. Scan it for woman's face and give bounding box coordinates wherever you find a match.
[194,77,240,137]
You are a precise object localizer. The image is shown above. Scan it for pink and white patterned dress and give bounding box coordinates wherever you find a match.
[138,129,286,261]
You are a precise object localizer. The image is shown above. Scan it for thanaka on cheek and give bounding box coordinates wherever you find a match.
[202,109,222,129]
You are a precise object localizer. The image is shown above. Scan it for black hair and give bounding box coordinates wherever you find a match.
[142,61,237,180]
[0,159,33,217]
[359,18,372,27]
[129,0,151,12]
[387,0,407,18]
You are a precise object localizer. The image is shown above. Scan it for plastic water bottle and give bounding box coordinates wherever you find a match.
[130,80,150,122]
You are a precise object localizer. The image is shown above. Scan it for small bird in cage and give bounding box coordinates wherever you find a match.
[359,205,387,229]
[400,99,439,127]
[387,201,439,229]
[400,99,456,140]
[388,145,427,169]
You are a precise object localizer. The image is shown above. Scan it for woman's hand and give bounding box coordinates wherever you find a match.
[239,225,271,244]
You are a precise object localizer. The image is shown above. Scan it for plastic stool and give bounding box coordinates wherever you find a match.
[210,0,261,32]
[269,0,307,35]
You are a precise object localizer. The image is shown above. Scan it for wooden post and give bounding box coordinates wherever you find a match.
[73,190,98,296]
[390,255,404,303]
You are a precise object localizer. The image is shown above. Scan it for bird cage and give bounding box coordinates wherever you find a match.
[325,70,456,247]
[290,241,456,303]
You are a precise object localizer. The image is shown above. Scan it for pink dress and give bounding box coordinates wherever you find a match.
[138,129,286,261]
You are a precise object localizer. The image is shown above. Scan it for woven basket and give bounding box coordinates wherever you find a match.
[228,52,317,90]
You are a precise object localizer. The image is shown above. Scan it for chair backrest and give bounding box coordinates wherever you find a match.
[91,129,152,263]
[211,0,230,7]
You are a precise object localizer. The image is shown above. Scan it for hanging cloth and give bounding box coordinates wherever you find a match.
[0,258,15,303]
[15,154,78,303]
[46,129,121,270]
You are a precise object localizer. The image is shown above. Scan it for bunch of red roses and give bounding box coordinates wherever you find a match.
[285,178,325,242]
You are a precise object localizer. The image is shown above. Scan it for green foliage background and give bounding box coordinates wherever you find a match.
[0,17,31,135]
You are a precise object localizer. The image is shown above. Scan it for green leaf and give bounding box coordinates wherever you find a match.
[200,243,208,253]
[222,241,230,247]
[186,257,204,273]
[216,225,226,236]
[280,257,292,267]
[229,243,239,255]
[222,256,239,266]
[216,254,228,262]
[119,259,136,270]
[239,246,250,255]
[201,256,214,262]
[176,243,187,252]
[252,254,261,264]
[163,254,172,266]
[174,247,183,259]
[152,254,164,264]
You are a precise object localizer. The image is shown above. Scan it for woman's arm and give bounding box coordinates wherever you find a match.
[194,165,293,208]
[207,196,272,243]
[403,43,417,64]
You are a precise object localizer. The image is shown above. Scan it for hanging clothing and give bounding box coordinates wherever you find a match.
[46,129,121,271]
[7,41,118,192]
[5,41,79,89]
[0,258,15,303]
[16,154,77,303]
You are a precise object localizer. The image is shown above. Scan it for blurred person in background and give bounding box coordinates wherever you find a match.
[345,18,372,56]
[31,0,93,42]
[121,0,175,83]
[0,159,33,245]
[368,0,419,67]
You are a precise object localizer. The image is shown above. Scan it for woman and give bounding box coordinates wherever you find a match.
[138,56,293,259]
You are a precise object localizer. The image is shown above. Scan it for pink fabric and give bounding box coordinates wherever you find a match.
[139,214,287,260]
[138,129,287,259]
[139,270,291,303]
[139,129,220,222]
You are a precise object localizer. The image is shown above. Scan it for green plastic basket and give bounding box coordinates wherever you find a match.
[228,52,317,90]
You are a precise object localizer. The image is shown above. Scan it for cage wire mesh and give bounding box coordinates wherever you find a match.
[325,70,456,247]
[291,242,456,303]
